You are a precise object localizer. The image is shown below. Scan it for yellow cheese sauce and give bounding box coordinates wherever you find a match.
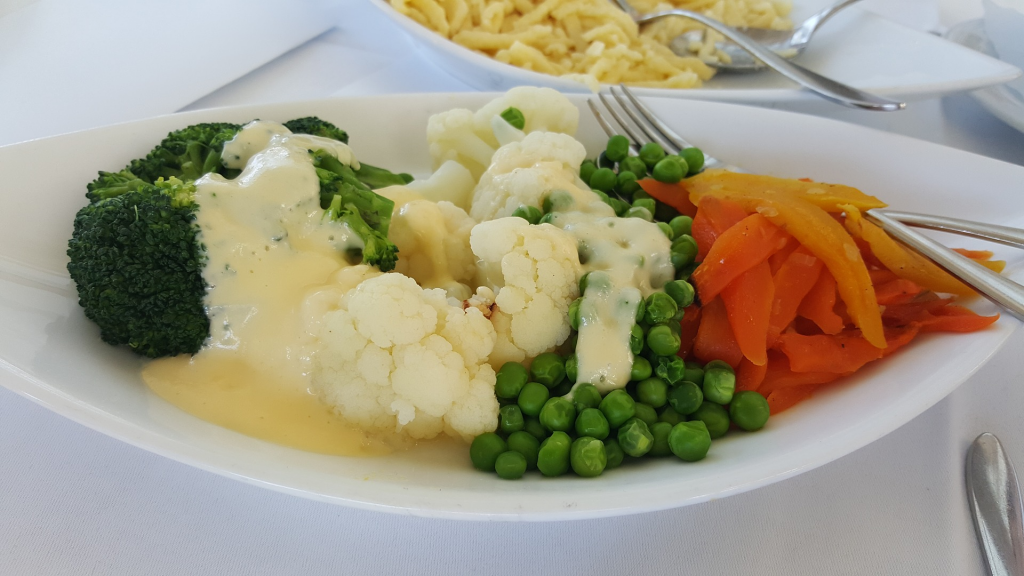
[142,121,389,456]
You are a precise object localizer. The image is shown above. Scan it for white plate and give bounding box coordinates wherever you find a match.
[946,20,1024,134]
[1,93,1022,520]
[371,0,1021,103]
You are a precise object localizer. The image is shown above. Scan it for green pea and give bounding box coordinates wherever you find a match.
[517,382,550,417]
[599,389,636,428]
[571,437,607,477]
[671,155,690,177]
[568,297,582,331]
[592,189,610,204]
[649,421,673,457]
[683,361,705,386]
[608,197,630,216]
[565,353,578,384]
[624,206,653,221]
[703,360,736,405]
[639,142,665,168]
[598,150,616,169]
[620,156,647,178]
[646,324,681,356]
[494,362,528,400]
[605,134,630,163]
[633,402,659,427]
[523,417,549,441]
[654,355,686,385]
[677,261,699,281]
[578,271,592,295]
[652,157,683,183]
[657,222,674,241]
[511,205,542,225]
[630,356,653,382]
[632,189,651,201]
[690,401,730,439]
[617,417,653,457]
[669,421,711,461]
[580,159,597,184]
[572,383,602,412]
[633,198,656,215]
[668,215,693,238]
[668,381,703,415]
[636,377,668,408]
[538,212,556,225]
[530,352,566,388]
[644,292,678,325]
[543,189,575,214]
[499,404,524,434]
[729,390,770,431]
[575,407,610,440]
[470,432,507,471]
[589,167,617,192]
[635,297,646,323]
[664,280,695,308]
[500,106,525,130]
[671,235,699,269]
[494,451,527,479]
[539,397,576,432]
[629,324,645,355]
[659,405,684,426]
[617,171,640,196]
[506,430,540,470]
[679,147,705,175]
[550,379,573,398]
[537,431,572,477]
[604,438,625,469]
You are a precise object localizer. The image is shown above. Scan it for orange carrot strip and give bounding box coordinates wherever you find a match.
[798,269,844,335]
[882,326,920,357]
[767,386,820,415]
[681,170,887,213]
[722,261,774,366]
[768,236,800,275]
[767,247,823,344]
[882,295,953,326]
[777,332,883,374]
[693,297,744,368]
[953,248,995,260]
[736,357,768,393]
[690,196,749,262]
[758,352,840,396]
[869,269,898,285]
[874,278,924,306]
[916,306,999,333]
[691,213,788,302]
[638,179,698,217]
[677,305,702,360]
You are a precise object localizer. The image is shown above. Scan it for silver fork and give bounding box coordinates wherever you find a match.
[589,85,1024,321]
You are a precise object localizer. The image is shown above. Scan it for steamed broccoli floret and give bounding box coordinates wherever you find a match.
[353,163,414,189]
[127,122,242,183]
[283,117,349,143]
[86,169,150,202]
[67,177,208,358]
[313,149,398,272]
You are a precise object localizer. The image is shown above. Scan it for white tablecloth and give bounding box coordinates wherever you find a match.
[3,1,1024,574]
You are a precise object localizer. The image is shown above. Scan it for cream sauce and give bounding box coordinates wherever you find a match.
[143,121,379,455]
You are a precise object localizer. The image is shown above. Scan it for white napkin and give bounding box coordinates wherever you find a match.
[0,0,332,147]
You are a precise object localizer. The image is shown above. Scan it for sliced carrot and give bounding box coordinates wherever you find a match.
[767,247,823,344]
[677,305,702,360]
[882,295,953,327]
[953,248,995,260]
[690,196,749,262]
[882,325,920,357]
[768,236,800,275]
[758,352,840,396]
[874,278,924,306]
[777,331,883,374]
[798,269,845,335]
[736,357,768,393]
[637,179,698,217]
[691,213,789,302]
[767,386,820,415]
[869,269,898,285]
[693,297,744,368]
[916,305,999,333]
[680,169,887,213]
[722,261,774,366]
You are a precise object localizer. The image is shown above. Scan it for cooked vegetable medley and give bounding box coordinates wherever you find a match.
[66,88,1002,479]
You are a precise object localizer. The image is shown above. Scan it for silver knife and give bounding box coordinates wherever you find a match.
[967,433,1024,576]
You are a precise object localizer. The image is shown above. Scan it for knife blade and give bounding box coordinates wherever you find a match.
[966,433,1024,576]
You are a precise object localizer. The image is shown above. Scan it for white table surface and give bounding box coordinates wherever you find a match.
[3,1,1024,574]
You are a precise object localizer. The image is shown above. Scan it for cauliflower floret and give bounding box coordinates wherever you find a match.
[470,218,582,366]
[469,132,614,222]
[310,273,498,442]
[427,87,579,180]
[405,160,476,211]
[377,186,477,301]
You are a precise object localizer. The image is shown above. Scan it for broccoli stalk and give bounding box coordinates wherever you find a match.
[284,116,413,190]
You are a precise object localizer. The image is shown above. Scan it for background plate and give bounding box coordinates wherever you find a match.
[1,92,1021,520]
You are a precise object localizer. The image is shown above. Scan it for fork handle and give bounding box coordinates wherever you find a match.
[640,9,905,111]
[866,210,1024,321]
[876,209,1024,249]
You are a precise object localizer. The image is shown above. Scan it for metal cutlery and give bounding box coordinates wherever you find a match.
[967,433,1024,576]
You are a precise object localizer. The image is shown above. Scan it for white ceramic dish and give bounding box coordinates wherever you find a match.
[2,93,1022,520]
[947,19,1024,135]
[371,0,1021,104]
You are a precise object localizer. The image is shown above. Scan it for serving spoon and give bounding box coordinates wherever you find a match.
[669,0,864,72]
[611,0,903,110]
